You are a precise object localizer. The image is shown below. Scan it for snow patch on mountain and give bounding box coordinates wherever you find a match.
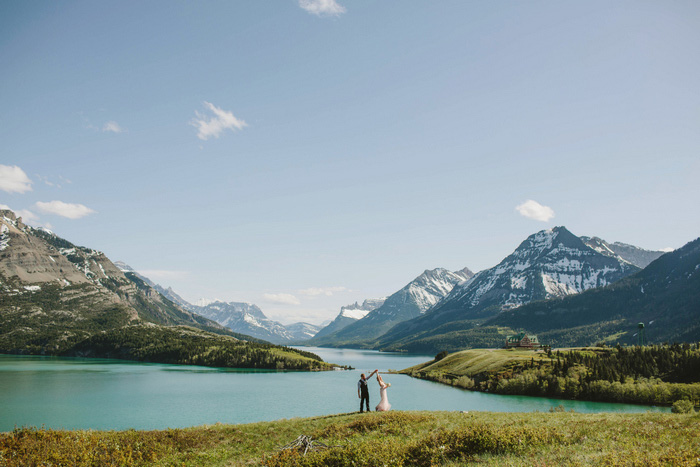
[436,226,640,317]
[0,224,9,251]
[340,307,371,320]
[311,298,388,340]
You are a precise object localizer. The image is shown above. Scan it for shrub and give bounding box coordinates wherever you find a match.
[671,399,695,414]
[263,421,565,467]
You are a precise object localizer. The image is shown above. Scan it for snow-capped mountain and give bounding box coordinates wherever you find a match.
[114,261,319,345]
[312,298,387,340]
[377,226,640,348]
[310,267,474,346]
[580,236,665,269]
[432,227,639,319]
[192,300,315,344]
[484,238,698,347]
[194,301,291,342]
[285,322,322,341]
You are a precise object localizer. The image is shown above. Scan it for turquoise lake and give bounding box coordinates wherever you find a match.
[0,347,668,431]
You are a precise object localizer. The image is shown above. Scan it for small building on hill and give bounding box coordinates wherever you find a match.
[505,332,540,349]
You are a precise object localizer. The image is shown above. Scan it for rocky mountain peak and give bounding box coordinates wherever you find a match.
[429,226,640,319]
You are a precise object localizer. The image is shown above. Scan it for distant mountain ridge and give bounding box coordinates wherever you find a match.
[309,267,474,347]
[114,262,321,345]
[192,300,320,344]
[312,298,386,340]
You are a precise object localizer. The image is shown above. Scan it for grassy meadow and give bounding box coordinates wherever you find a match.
[401,346,700,406]
[1,411,699,466]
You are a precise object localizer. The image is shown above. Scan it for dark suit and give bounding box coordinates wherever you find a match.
[358,377,370,412]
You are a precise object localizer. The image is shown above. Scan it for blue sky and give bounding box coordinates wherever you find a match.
[2,1,699,324]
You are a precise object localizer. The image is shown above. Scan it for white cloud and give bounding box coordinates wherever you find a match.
[515,199,555,222]
[298,286,349,296]
[660,247,674,253]
[191,102,247,140]
[35,201,96,219]
[0,165,32,194]
[299,0,346,16]
[102,121,125,133]
[262,293,301,305]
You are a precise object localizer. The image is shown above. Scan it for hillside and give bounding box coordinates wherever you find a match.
[0,209,328,370]
[401,344,700,406]
[4,411,699,466]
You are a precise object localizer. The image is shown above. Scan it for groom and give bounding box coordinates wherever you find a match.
[357,369,378,413]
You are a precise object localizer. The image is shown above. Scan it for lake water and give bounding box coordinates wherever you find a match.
[0,347,668,431]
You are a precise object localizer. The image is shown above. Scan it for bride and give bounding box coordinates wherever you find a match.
[375,371,391,412]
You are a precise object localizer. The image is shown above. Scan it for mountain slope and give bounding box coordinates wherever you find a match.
[485,237,700,347]
[311,298,386,340]
[0,209,327,369]
[580,236,665,269]
[378,226,640,351]
[310,268,474,347]
[114,263,311,345]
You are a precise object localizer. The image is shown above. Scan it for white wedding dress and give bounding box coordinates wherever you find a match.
[375,383,391,412]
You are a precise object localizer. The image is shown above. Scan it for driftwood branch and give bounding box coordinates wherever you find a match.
[279,435,339,456]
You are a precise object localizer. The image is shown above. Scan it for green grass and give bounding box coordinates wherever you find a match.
[404,348,548,376]
[2,411,699,466]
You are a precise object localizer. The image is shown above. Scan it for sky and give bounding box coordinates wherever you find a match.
[2,1,699,325]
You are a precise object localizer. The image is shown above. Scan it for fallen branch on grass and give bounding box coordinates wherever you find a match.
[279,435,339,456]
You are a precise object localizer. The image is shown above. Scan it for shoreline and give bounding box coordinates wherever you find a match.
[399,346,700,408]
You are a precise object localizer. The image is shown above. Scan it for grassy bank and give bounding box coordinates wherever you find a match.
[401,346,700,407]
[1,411,699,466]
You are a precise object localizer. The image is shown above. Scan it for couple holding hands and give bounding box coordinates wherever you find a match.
[357,369,391,412]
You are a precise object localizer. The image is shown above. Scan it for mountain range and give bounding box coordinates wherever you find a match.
[190,300,320,344]
[375,227,641,350]
[302,226,683,353]
[375,229,695,354]
[308,267,474,347]
[0,209,327,370]
[114,261,320,344]
[3,204,695,360]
